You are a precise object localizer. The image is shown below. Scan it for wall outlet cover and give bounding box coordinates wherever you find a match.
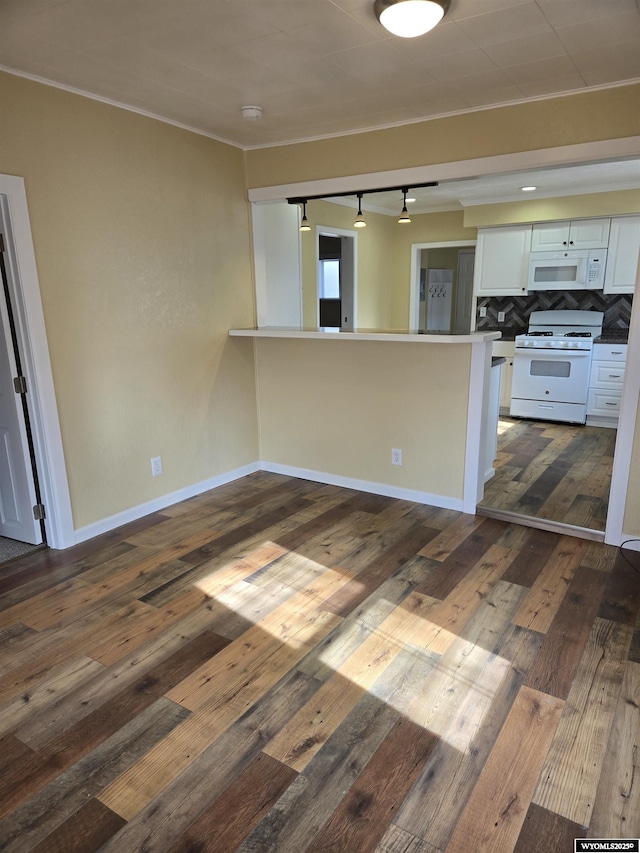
[391,448,402,466]
[151,456,163,476]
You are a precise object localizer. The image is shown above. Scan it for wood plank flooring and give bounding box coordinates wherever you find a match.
[478,417,616,531]
[0,471,638,852]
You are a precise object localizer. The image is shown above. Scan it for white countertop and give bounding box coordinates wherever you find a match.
[229,327,501,344]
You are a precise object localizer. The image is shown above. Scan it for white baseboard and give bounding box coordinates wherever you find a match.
[259,461,464,512]
[73,462,261,544]
[619,537,640,553]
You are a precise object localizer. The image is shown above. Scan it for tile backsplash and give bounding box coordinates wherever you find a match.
[476,291,632,336]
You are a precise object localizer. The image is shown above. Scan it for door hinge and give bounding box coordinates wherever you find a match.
[13,376,27,395]
[33,504,46,521]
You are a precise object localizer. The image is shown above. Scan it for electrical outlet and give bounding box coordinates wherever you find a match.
[151,456,163,476]
[497,311,506,322]
[391,448,402,466]
[479,307,487,317]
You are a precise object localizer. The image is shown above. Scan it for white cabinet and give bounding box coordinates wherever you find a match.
[587,343,627,426]
[474,225,531,296]
[493,340,515,411]
[531,218,610,251]
[604,215,640,294]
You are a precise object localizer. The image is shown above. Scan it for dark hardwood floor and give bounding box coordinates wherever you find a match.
[479,417,616,532]
[0,471,638,852]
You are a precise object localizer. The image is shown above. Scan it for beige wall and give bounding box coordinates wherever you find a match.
[0,72,258,530]
[245,86,640,188]
[391,210,477,328]
[255,338,471,500]
[465,189,640,228]
[301,200,395,329]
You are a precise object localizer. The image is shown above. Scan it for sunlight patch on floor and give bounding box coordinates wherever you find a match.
[194,540,509,758]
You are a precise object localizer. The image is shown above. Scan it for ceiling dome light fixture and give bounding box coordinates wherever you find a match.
[520,186,537,192]
[354,193,367,228]
[398,189,411,223]
[300,200,311,232]
[374,0,450,38]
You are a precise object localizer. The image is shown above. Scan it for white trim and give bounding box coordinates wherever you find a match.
[247,138,640,201]
[0,176,75,549]
[259,461,463,512]
[620,539,640,553]
[409,240,477,331]
[463,340,492,514]
[74,462,260,543]
[604,255,640,547]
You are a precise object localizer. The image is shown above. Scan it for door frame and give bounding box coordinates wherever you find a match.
[315,225,358,330]
[409,241,476,331]
[0,175,74,549]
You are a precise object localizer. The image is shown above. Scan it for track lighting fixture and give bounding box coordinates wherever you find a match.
[354,193,366,228]
[299,200,311,232]
[374,0,450,39]
[288,181,437,225]
[398,189,411,224]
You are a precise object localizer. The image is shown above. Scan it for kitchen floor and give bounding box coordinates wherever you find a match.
[479,417,616,532]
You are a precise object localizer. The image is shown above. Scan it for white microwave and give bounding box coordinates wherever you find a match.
[528,249,607,291]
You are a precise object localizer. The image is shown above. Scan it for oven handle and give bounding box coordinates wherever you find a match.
[514,348,592,358]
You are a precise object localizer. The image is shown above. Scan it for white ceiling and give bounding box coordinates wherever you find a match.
[1,0,640,149]
[326,157,640,214]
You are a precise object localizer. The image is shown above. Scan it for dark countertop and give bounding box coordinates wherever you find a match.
[476,326,522,341]
[595,329,629,344]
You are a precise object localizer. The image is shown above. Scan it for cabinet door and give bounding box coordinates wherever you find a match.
[604,215,640,294]
[531,218,610,250]
[474,225,531,296]
[568,218,610,249]
[531,221,570,251]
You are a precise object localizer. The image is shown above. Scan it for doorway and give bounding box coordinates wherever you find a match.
[410,241,477,332]
[317,227,357,331]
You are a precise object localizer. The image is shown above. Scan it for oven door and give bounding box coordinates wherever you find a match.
[511,347,592,404]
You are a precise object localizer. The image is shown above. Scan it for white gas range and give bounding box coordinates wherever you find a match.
[510,310,604,424]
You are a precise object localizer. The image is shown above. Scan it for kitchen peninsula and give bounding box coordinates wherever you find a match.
[229,327,500,515]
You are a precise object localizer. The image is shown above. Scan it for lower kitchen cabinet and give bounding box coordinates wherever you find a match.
[587,342,627,426]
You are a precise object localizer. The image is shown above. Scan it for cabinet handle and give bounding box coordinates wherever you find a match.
[611,351,623,355]
[608,374,621,378]
[605,402,618,407]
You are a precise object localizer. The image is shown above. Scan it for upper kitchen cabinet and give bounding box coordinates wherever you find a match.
[530,218,610,251]
[473,225,532,296]
[604,215,640,294]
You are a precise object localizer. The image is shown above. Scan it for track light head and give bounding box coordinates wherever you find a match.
[300,201,311,232]
[398,189,411,223]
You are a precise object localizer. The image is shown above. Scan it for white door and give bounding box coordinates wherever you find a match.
[0,240,42,544]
